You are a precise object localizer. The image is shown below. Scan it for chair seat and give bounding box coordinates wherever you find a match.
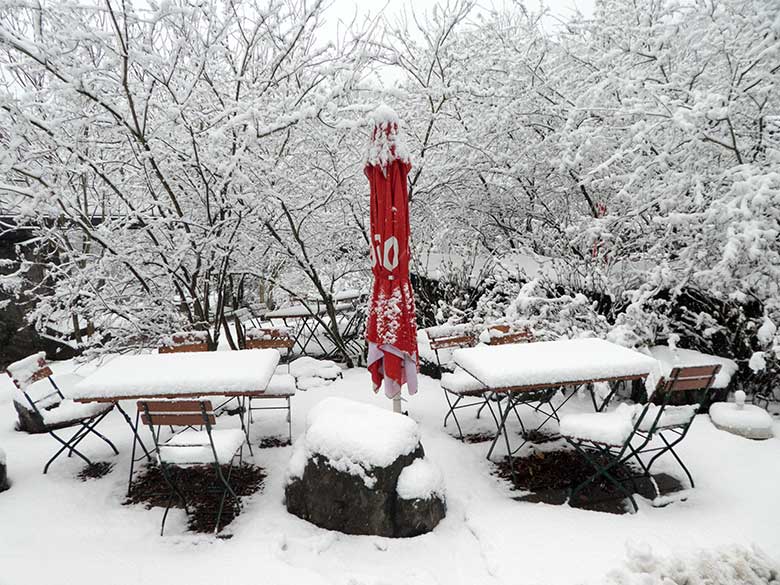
[560,404,638,446]
[159,429,245,465]
[40,400,112,426]
[265,374,296,396]
[441,368,486,395]
[637,405,696,432]
[20,373,85,409]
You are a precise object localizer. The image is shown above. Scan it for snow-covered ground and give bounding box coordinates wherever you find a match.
[1,362,779,585]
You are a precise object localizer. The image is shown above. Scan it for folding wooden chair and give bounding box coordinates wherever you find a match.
[158,332,209,353]
[138,399,245,535]
[560,364,721,512]
[429,330,498,440]
[484,324,534,346]
[630,364,721,488]
[6,353,117,473]
[244,328,297,443]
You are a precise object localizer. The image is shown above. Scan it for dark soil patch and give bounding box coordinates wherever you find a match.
[78,462,114,481]
[494,449,653,513]
[520,429,561,444]
[462,432,496,443]
[259,436,291,448]
[125,463,266,533]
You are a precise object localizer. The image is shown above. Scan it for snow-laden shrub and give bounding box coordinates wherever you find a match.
[604,543,779,585]
[505,279,610,341]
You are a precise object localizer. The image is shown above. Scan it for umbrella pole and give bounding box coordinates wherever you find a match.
[393,394,402,414]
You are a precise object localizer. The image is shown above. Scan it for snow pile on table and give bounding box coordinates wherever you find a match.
[72,349,279,399]
[453,338,661,391]
[287,397,420,487]
[644,345,738,389]
[265,373,296,396]
[709,391,774,440]
[560,404,639,445]
[396,458,444,501]
[441,367,485,394]
[604,542,779,585]
[286,356,342,391]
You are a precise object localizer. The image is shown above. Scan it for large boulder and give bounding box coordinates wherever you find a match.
[0,447,8,492]
[285,398,446,537]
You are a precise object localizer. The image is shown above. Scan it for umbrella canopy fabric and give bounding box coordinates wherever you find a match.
[364,106,419,399]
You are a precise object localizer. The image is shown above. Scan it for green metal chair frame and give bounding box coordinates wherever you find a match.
[630,364,721,488]
[564,364,721,512]
[7,358,117,474]
[430,331,499,440]
[139,399,243,536]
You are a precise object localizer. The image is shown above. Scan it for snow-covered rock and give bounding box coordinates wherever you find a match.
[285,398,445,537]
[709,392,774,440]
[395,458,446,538]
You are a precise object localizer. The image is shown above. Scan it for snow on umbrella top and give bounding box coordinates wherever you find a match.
[365,105,411,173]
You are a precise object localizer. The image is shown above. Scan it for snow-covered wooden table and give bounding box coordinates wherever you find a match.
[452,338,661,469]
[71,349,280,401]
[68,349,280,495]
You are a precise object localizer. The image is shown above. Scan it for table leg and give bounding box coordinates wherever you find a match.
[239,396,254,456]
[589,381,619,412]
[487,394,519,482]
[115,402,152,497]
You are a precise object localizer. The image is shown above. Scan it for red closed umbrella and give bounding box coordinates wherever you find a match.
[364,105,419,406]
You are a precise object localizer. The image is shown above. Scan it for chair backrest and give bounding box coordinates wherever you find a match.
[656,364,721,396]
[245,327,295,350]
[5,352,62,408]
[485,325,534,346]
[428,332,478,352]
[428,330,477,374]
[138,400,215,428]
[158,332,209,354]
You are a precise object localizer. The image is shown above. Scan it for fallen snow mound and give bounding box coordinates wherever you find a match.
[709,402,774,440]
[396,458,444,501]
[288,397,420,485]
[604,543,779,585]
[284,356,342,390]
